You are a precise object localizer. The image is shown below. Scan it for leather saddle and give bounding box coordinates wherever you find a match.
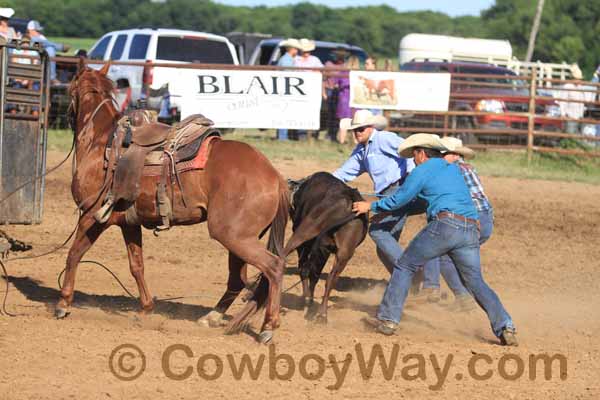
[94,110,221,228]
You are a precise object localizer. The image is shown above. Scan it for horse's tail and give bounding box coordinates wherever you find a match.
[225,179,289,335]
[267,179,289,258]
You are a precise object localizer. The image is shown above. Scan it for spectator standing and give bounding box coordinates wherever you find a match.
[0,8,18,43]
[323,49,347,141]
[335,55,360,144]
[294,38,324,141]
[364,55,384,119]
[558,64,586,134]
[275,38,301,141]
[27,20,71,84]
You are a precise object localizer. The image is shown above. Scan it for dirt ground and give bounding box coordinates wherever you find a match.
[1,150,599,400]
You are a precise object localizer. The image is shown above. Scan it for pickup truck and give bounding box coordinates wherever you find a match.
[397,61,563,145]
[87,28,239,122]
[248,38,368,66]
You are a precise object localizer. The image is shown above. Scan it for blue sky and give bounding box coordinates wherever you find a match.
[212,0,496,17]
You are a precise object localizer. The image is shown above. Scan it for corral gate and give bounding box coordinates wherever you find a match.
[0,41,50,224]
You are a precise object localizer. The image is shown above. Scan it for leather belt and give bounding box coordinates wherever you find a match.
[436,211,480,229]
[380,175,406,195]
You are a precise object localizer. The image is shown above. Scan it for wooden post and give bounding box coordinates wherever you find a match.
[443,114,448,137]
[527,68,537,164]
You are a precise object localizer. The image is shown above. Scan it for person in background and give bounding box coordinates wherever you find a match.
[275,38,301,141]
[294,38,324,141]
[593,65,600,146]
[558,64,586,134]
[364,55,384,119]
[27,20,71,84]
[0,8,18,43]
[365,56,377,71]
[384,58,394,72]
[324,49,347,141]
[353,134,517,346]
[335,55,360,144]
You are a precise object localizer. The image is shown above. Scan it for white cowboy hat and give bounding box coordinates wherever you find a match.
[280,38,301,49]
[298,38,316,52]
[340,109,388,131]
[0,8,14,19]
[439,136,475,159]
[397,133,447,158]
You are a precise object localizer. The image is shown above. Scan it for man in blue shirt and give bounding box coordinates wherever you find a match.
[333,110,417,274]
[352,133,517,346]
[275,38,301,141]
[27,20,70,83]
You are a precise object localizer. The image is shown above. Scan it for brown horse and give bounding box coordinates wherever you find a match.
[58,63,288,342]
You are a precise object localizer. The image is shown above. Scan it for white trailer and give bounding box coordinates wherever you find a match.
[398,33,512,66]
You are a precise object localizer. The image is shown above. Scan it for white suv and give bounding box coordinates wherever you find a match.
[88,28,239,120]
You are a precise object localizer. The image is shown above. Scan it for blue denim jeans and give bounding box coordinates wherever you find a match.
[377,215,513,338]
[423,208,494,296]
[277,129,289,141]
[368,184,426,273]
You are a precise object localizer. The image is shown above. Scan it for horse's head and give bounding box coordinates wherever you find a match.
[68,61,115,134]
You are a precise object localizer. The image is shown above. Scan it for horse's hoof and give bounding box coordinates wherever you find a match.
[258,330,273,344]
[314,314,328,325]
[55,307,70,319]
[197,311,224,328]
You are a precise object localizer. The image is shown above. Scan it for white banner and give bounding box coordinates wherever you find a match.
[169,69,323,129]
[349,71,451,111]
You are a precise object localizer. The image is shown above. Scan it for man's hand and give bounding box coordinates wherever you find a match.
[352,201,371,215]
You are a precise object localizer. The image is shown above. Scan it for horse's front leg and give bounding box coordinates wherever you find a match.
[121,224,154,312]
[198,251,245,327]
[56,216,106,318]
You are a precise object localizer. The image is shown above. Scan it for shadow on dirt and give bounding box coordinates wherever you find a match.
[8,275,214,321]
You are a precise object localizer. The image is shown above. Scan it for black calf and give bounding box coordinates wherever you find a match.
[284,172,368,323]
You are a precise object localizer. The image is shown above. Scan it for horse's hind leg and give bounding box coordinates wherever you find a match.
[222,239,284,342]
[56,216,106,318]
[121,225,154,312]
[198,251,245,328]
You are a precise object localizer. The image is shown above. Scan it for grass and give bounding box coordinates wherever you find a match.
[46,129,600,185]
[47,37,98,54]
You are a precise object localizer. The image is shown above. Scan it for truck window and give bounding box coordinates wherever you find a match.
[156,36,234,63]
[110,34,127,60]
[128,34,150,60]
[89,35,112,60]
[259,44,276,65]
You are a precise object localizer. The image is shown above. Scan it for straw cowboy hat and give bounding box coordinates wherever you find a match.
[340,109,388,131]
[298,38,316,52]
[0,8,14,19]
[439,136,475,159]
[280,38,301,49]
[397,133,447,158]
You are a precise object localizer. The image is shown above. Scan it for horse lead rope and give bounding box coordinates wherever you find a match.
[0,97,116,316]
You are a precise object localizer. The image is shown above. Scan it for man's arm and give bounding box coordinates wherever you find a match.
[332,149,365,183]
[370,166,426,212]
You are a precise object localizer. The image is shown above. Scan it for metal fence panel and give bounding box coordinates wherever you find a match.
[0,43,49,225]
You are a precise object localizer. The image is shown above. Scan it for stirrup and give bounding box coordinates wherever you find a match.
[94,198,115,224]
